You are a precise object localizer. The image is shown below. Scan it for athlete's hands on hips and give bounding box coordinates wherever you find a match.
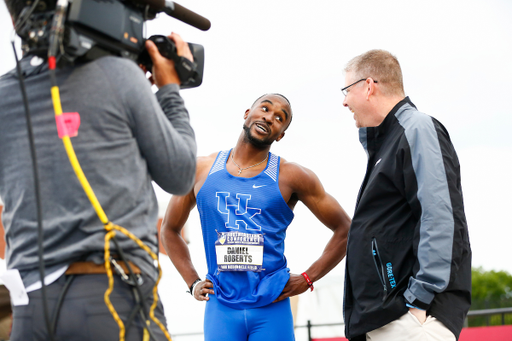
[194,279,214,301]
[273,274,310,303]
[143,32,194,88]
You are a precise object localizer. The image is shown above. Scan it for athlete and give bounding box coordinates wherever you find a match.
[161,93,351,341]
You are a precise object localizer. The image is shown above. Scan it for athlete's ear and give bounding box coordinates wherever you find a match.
[276,132,285,142]
[244,109,250,119]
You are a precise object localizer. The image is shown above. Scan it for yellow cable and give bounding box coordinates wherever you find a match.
[50,84,172,341]
[104,225,126,341]
[110,224,173,340]
[51,86,63,115]
[51,87,108,223]
[62,137,109,224]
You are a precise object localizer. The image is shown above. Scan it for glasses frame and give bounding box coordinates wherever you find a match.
[341,78,378,96]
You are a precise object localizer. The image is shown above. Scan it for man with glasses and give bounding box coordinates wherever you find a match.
[341,50,471,341]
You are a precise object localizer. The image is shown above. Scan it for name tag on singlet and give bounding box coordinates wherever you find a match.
[215,232,264,272]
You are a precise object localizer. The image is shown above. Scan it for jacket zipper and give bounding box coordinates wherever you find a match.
[371,238,387,300]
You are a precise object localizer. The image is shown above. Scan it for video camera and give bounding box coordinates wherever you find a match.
[16,0,210,88]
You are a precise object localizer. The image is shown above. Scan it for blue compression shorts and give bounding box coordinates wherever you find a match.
[204,294,295,341]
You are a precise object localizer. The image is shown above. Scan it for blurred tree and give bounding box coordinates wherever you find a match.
[468,267,512,326]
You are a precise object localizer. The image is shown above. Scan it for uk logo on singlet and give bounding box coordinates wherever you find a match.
[216,192,262,231]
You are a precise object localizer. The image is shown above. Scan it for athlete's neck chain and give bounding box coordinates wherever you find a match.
[231,149,268,176]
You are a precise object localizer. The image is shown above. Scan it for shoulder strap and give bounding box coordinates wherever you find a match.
[208,150,230,175]
[264,153,279,182]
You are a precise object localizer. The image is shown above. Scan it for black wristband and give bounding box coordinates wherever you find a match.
[187,278,201,296]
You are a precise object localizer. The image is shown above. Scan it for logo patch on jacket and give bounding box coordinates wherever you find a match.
[386,262,397,288]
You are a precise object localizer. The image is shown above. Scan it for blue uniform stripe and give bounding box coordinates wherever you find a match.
[209,150,230,175]
[264,153,279,182]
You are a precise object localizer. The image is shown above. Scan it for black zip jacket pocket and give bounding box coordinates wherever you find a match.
[371,238,387,300]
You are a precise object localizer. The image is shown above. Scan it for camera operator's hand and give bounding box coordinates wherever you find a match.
[145,32,194,88]
[170,32,194,64]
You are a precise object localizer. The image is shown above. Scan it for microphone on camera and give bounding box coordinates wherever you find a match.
[139,0,211,31]
[163,1,211,31]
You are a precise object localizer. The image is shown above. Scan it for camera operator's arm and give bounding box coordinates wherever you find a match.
[151,83,196,195]
[101,35,196,194]
[148,33,196,194]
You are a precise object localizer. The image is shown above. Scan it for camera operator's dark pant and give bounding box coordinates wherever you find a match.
[11,273,169,340]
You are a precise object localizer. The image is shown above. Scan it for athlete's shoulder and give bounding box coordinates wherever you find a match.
[195,151,230,187]
[279,157,309,173]
[196,152,220,175]
[278,158,319,186]
[197,152,218,167]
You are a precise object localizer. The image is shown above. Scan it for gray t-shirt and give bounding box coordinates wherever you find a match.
[0,55,197,286]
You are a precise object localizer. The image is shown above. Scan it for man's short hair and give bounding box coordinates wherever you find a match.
[251,93,291,108]
[344,50,404,97]
[251,93,293,129]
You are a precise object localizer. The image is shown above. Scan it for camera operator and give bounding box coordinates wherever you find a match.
[0,0,197,339]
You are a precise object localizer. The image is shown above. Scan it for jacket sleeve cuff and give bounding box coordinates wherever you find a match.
[404,288,431,311]
[406,303,426,311]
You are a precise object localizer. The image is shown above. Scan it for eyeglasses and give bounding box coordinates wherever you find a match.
[341,78,378,96]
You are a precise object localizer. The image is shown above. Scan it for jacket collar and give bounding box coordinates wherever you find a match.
[358,96,416,149]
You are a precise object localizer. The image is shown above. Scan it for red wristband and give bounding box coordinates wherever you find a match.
[301,272,314,292]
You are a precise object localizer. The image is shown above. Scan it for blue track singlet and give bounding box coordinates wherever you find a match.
[196,149,295,310]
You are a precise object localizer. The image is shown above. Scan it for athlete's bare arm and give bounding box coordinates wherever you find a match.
[160,153,217,301]
[274,160,351,302]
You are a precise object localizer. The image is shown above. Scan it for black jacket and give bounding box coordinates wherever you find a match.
[343,98,471,340]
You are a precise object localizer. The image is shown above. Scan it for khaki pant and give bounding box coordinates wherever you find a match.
[367,311,456,341]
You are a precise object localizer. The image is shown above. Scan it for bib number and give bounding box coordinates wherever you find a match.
[215,232,264,272]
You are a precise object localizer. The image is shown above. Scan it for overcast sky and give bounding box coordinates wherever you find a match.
[1,0,511,337]
[147,0,512,275]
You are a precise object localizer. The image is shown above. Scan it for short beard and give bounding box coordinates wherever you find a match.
[242,123,272,149]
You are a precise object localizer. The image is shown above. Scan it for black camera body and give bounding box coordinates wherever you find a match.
[19,0,206,88]
[67,0,145,59]
[138,35,204,88]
